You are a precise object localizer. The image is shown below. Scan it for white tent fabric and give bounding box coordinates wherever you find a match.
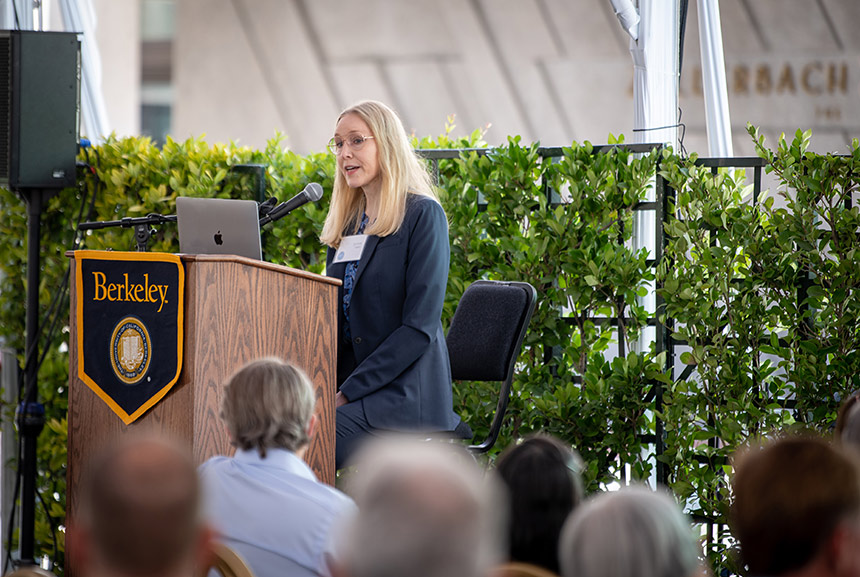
[618,1,681,356]
[0,3,109,143]
[58,0,110,143]
[0,0,33,30]
[630,1,680,150]
[610,0,640,41]
[697,0,733,157]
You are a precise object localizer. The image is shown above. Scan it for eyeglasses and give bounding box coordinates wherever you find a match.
[328,133,375,155]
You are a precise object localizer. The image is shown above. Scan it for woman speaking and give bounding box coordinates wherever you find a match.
[321,100,460,468]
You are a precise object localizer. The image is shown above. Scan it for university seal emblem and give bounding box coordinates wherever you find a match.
[110,317,151,384]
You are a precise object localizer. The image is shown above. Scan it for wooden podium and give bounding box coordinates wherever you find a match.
[66,253,340,522]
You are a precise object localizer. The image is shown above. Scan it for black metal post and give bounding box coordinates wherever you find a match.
[17,189,47,567]
[654,165,669,486]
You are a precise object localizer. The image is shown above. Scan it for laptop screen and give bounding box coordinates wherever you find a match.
[175,197,262,260]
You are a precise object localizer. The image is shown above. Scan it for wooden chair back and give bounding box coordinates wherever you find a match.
[199,542,255,577]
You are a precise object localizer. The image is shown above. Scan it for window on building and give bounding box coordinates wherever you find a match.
[140,0,174,146]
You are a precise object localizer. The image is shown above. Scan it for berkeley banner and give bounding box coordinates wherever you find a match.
[75,250,184,424]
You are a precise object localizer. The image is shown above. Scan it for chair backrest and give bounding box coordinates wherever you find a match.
[199,543,256,577]
[446,280,537,453]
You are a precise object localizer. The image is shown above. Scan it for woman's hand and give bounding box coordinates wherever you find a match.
[335,391,349,407]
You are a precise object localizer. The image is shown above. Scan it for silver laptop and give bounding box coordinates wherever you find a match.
[176,197,262,260]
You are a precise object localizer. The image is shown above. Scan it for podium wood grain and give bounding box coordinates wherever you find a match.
[67,253,339,528]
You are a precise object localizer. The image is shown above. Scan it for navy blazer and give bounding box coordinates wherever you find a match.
[326,195,458,432]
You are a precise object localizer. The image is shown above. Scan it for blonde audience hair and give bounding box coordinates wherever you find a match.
[320,100,439,248]
[219,357,316,457]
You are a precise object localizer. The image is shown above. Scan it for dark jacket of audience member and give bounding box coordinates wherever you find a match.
[731,436,860,577]
[495,435,584,574]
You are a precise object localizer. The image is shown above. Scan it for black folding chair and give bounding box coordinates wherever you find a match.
[446,280,537,454]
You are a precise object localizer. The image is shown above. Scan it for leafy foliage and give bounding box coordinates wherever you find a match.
[436,138,665,491]
[0,127,857,574]
[658,128,860,571]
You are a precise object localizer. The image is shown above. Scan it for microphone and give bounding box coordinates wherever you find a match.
[259,183,324,226]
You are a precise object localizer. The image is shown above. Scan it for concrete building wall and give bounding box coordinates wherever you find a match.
[91,0,860,156]
[91,0,140,137]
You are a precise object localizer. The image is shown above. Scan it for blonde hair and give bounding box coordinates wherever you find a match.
[220,357,316,457]
[320,100,439,248]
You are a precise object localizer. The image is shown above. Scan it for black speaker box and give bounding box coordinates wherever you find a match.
[0,30,79,190]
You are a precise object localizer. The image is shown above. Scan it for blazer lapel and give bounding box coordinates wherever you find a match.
[326,247,347,286]
[327,260,347,283]
[351,235,380,290]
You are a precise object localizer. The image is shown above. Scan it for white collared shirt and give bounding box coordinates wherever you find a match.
[199,448,356,577]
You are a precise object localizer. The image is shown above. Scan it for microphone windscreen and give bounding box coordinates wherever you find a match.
[305,182,324,202]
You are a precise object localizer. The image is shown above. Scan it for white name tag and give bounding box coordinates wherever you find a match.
[332,235,368,264]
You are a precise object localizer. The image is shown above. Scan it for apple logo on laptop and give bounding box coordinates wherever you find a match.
[214,231,223,245]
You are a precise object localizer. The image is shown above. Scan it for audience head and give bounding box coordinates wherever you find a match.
[76,436,207,577]
[220,357,316,458]
[338,437,504,577]
[836,390,860,449]
[841,403,860,452]
[731,435,860,577]
[559,485,699,577]
[495,434,584,573]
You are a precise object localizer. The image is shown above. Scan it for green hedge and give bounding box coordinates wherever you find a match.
[1,126,858,573]
[659,127,860,569]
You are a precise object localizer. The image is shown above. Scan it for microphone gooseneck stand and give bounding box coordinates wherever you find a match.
[78,213,178,252]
